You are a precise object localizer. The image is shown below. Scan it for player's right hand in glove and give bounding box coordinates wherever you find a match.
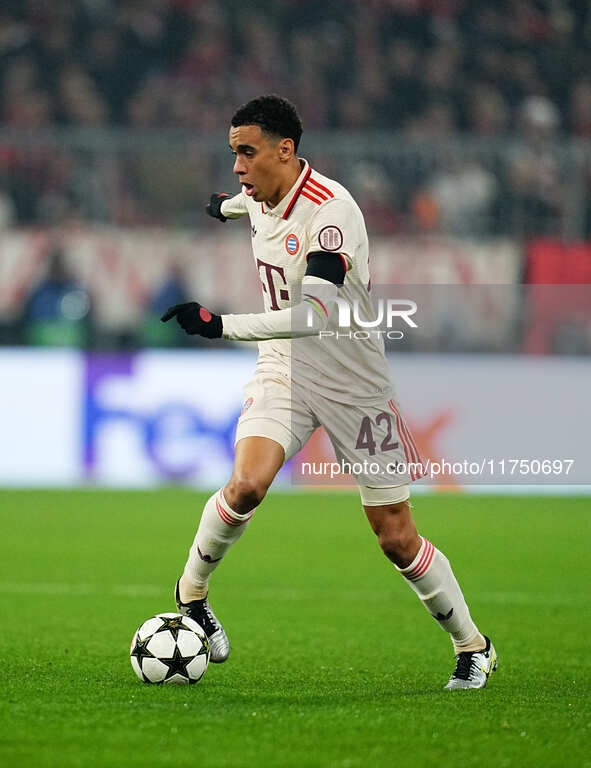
[206,193,230,222]
[161,301,223,339]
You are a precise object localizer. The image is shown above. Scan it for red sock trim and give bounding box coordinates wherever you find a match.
[403,539,435,581]
[215,492,254,526]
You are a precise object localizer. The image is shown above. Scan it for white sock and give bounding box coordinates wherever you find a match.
[397,537,485,654]
[182,489,254,600]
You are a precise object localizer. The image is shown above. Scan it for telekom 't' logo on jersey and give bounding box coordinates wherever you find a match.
[256,258,289,310]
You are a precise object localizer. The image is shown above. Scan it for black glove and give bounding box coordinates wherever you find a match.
[206,193,230,222]
[161,302,223,339]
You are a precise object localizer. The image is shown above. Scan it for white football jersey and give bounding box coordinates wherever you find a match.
[221,159,393,404]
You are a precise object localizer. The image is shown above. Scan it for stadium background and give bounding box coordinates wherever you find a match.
[1,3,590,768]
[1,0,590,489]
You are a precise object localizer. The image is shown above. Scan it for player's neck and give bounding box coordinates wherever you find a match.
[266,158,304,209]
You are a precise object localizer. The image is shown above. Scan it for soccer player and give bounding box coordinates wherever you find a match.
[161,95,497,689]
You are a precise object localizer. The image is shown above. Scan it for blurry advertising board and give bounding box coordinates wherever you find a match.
[0,232,522,331]
[524,241,591,354]
[0,349,82,485]
[294,355,591,487]
[0,350,589,488]
[83,350,257,487]
[526,239,591,283]
[371,237,522,284]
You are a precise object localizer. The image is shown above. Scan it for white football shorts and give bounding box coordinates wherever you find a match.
[235,370,425,505]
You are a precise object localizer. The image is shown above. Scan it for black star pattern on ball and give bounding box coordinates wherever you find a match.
[162,644,198,682]
[154,615,188,641]
[131,635,154,679]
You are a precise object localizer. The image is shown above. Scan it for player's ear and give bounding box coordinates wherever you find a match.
[278,138,295,162]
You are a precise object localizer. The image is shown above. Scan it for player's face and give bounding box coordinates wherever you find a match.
[229,125,288,206]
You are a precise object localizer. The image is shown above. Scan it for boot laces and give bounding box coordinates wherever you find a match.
[453,652,478,680]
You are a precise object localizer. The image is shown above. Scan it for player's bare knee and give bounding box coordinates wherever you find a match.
[225,475,268,514]
[373,503,420,567]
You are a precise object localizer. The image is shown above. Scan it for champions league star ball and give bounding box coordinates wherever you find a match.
[130,613,210,684]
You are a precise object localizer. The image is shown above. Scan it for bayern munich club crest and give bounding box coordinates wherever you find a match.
[318,225,343,251]
[285,233,300,255]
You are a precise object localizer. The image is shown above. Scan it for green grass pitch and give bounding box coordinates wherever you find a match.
[1,490,590,768]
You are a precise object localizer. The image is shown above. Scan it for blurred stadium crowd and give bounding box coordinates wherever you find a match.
[2,0,591,135]
[1,0,591,231]
[1,0,591,353]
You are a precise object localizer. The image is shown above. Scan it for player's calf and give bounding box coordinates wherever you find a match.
[182,488,255,602]
[396,536,486,652]
[365,499,422,568]
[365,501,495,688]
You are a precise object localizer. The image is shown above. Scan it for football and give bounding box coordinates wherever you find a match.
[130,612,210,685]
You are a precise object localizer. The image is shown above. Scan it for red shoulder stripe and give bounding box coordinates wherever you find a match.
[301,190,322,205]
[304,183,328,201]
[308,177,334,198]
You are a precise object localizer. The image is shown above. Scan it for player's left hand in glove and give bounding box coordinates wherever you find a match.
[161,302,223,339]
[206,193,230,222]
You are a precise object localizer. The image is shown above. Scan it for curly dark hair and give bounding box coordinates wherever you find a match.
[231,95,303,151]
